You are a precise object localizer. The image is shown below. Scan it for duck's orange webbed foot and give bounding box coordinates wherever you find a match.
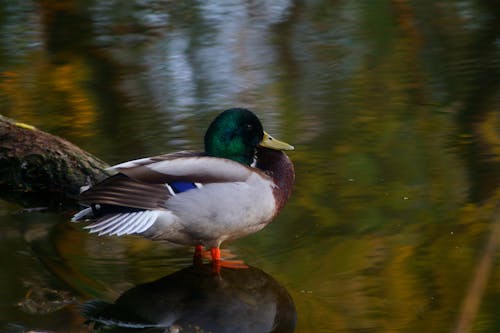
[194,244,204,257]
[192,245,248,273]
[193,244,204,266]
[210,247,248,273]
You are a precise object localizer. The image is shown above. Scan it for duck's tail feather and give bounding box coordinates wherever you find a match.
[71,207,93,222]
[84,210,159,236]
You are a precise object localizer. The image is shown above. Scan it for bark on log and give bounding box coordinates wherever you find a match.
[0,114,109,207]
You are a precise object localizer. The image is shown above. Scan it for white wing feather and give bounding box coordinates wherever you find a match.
[84,211,159,236]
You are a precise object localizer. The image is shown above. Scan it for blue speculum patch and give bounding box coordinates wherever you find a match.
[169,181,197,193]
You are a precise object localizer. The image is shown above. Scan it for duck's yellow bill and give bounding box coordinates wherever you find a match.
[259,131,295,151]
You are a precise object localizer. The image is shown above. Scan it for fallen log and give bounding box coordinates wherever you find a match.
[0,114,109,207]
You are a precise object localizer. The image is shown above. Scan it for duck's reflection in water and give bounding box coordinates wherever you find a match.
[83,263,296,333]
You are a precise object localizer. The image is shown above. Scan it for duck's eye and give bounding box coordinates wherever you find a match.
[245,124,253,131]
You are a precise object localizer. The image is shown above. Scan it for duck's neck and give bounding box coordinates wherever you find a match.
[256,147,295,212]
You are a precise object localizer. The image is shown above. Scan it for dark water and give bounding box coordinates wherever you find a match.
[1,1,499,332]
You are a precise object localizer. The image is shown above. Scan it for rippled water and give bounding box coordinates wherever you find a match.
[1,1,499,332]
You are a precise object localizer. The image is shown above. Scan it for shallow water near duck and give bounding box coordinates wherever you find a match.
[1,1,499,332]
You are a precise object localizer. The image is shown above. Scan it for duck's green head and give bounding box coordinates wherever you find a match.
[204,108,294,165]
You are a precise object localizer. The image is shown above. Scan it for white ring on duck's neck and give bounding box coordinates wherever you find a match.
[250,156,257,168]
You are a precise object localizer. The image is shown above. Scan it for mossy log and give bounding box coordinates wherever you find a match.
[0,114,109,207]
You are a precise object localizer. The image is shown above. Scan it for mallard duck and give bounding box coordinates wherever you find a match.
[72,108,294,262]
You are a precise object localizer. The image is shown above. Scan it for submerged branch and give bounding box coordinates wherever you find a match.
[0,114,108,207]
[453,203,500,333]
